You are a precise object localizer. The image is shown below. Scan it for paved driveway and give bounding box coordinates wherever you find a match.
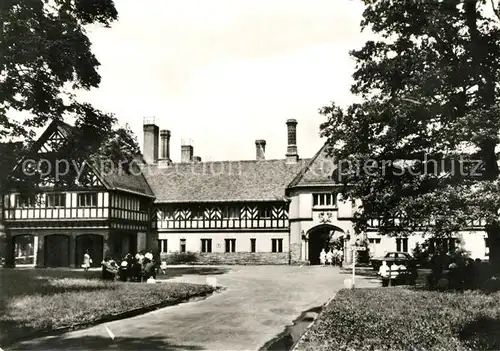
[10,265,375,351]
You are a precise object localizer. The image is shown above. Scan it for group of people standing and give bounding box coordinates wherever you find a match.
[319,248,343,266]
[101,251,158,282]
[429,253,490,290]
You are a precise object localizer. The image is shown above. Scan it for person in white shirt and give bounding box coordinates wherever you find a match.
[326,250,333,266]
[379,260,390,286]
[319,249,327,266]
[135,251,144,265]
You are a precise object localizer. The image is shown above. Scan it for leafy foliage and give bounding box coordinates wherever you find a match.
[320,0,500,269]
[0,0,122,192]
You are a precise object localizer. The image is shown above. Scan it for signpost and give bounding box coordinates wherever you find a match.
[351,246,366,289]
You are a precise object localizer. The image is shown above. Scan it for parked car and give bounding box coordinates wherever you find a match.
[370,251,415,271]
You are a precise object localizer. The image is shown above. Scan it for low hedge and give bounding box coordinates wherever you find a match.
[295,288,500,350]
[161,252,198,264]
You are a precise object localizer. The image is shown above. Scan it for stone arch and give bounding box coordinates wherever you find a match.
[12,234,35,266]
[44,234,70,267]
[75,234,103,267]
[306,224,344,265]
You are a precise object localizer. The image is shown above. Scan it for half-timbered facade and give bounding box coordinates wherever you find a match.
[145,158,305,264]
[2,120,155,267]
[1,118,491,267]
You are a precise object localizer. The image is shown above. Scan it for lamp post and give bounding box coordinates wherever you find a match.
[344,230,350,266]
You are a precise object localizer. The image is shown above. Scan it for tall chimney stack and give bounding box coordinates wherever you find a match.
[181,139,194,163]
[285,119,299,163]
[255,140,266,160]
[143,117,159,164]
[159,129,171,163]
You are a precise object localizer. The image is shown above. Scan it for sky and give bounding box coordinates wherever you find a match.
[78,0,373,162]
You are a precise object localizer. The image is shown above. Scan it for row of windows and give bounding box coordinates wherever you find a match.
[111,194,149,212]
[312,193,337,207]
[367,237,408,252]
[158,238,284,253]
[16,193,98,208]
[368,237,469,255]
[160,205,277,220]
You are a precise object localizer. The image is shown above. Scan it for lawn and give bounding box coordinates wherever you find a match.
[0,268,220,347]
[295,287,500,351]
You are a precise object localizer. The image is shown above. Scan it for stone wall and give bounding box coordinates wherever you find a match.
[161,252,289,265]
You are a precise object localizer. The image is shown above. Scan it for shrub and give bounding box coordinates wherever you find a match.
[164,252,198,265]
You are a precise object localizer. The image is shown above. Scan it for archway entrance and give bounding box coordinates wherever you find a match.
[13,235,35,265]
[45,235,69,267]
[307,225,344,265]
[76,234,103,267]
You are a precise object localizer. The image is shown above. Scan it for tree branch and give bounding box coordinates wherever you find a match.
[491,0,500,21]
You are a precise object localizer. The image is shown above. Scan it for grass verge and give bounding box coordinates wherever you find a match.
[294,287,500,351]
[0,268,217,347]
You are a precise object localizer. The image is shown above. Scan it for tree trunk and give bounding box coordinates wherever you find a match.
[487,226,500,274]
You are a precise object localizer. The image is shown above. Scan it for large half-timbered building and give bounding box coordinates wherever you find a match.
[2,120,155,267]
[1,118,490,267]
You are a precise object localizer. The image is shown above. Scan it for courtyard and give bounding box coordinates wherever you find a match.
[2,265,374,351]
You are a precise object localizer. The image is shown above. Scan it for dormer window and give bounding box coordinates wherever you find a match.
[312,193,336,208]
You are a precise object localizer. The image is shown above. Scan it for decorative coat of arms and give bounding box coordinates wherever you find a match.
[318,212,333,224]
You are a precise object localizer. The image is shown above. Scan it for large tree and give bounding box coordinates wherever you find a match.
[321,0,500,270]
[0,0,129,191]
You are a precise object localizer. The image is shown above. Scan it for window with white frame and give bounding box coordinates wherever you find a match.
[224,205,240,219]
[46,193,66,208]
[250,238,256,253]
[16,194,37,208]
[271,238,283,253]
[77,193,97,207]
[258,205,272,219]
[158,239,168,253]
[201,239,212,253]
[312,193,336,207]
[225,238,236,252]
[396,238,409,252]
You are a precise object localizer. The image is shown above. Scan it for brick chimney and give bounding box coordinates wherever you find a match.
[255,139,266,160]
[194,156,202,163]
[285,119,299,163]
[159,129,171,163]
[143,117,159,164]
[181,139,194,163]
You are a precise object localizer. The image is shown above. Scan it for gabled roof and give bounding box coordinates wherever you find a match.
[144,159,309,203]
[15,119,154,197]
[287,142,338,188]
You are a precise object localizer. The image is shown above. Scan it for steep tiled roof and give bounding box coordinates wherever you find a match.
[144,159,309,203]
[102,161,155,197]
[52,120,154,196]
[19,119,154,197]
[287,143,338,188]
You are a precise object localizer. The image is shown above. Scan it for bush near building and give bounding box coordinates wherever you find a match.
[160,252,199,265]
[295,288,500,351]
